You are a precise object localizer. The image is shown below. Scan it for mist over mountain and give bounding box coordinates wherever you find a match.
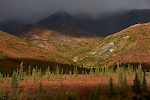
[1,9,150,37]
[0,0,150,36]
[0,20,25,33]
[37,9,150,37]
[0,0,150,23]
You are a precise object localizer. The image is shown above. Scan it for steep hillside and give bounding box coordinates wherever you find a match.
[19,24,99,56]
[114,23,150,63]
[37,12,94,37]
[17,22,150,68]
[37,9,150,37]
[0,31,72,69]
[68,23,150,67]
[2,22,150,69]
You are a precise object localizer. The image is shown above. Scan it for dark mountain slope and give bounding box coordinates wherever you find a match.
[37,9,150,37]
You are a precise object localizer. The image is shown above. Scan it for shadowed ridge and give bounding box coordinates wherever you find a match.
[36,9,150,37]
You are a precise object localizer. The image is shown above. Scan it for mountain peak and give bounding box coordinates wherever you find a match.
[38,11,73,25]
[51,11,72,17]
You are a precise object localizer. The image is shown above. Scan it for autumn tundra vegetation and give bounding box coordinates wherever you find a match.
[0,62,150,100]
[0,9,150,100]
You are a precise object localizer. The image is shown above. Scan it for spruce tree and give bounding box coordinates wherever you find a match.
[28,65,31,77]
[61,68,64,75]
[37,68,42,78]
[123,75,128,88]
[118,73,128,88]
[31,68,37,83]
[89,68,94,76]
[18,62,24,80]
[73,67,78,77]
[56,66,60,75]
[45,67,51,80]
[109,77,114,92]
[107,77,116,97]
[132,73,141,94]
[95,68,100,77]
[142,72,147,92]
[11,72,18,90]
[117,72,123,86]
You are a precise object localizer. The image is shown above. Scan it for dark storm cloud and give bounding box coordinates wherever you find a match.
[0,0,150,23]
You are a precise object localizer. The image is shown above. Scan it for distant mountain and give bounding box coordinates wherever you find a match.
[95,9,150,36]
[37,9,150,37]
[38,12,94,37]
[1,9,150,37]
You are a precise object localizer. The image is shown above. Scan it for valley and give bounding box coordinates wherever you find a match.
[0,9,150,100]
[0,22,150,72]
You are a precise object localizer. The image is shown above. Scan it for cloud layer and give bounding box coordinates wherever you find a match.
[0,0,150,23]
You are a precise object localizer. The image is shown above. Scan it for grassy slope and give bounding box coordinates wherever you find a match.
[19,25,99,63]
[8,22,150,68]
[69,23,150,67]
[114,23,150,63]
[0,31,72,68]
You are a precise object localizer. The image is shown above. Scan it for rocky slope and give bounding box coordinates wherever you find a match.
[19,24,99,57]
[1,22,150,69]
[0,30,72,69]
[67,23,150,67]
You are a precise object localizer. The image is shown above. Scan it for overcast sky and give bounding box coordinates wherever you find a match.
[0,0,150,23]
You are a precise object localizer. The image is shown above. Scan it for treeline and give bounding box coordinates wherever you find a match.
[0,63,150,99]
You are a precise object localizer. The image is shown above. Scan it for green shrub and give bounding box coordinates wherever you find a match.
[90,91,99,100]
[0,89,7,100]
[38,83,43,94]
[0,50,3,55]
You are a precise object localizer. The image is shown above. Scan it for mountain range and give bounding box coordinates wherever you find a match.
[0,9,150,69]
[1,9,150,37]
[37,9,150,37]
